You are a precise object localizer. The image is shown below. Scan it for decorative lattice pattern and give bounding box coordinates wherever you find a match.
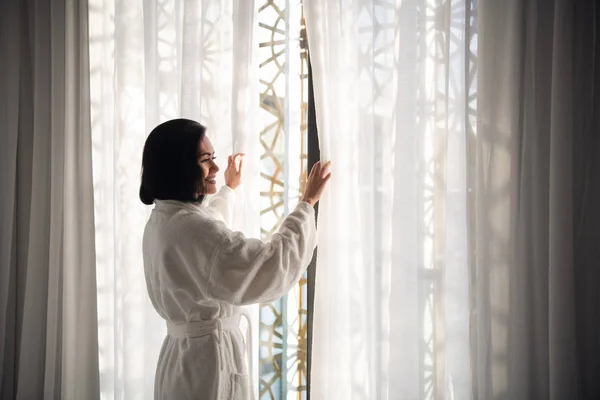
[257,1,309,399]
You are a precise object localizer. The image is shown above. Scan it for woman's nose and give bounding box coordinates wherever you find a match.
[211,160,220,172]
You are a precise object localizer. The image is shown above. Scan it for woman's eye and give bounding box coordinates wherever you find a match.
[201,157,217,163]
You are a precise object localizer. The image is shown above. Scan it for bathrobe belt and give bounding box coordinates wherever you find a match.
[166,311,255,400]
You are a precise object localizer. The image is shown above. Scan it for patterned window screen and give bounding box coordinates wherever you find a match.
[257,1,310,399]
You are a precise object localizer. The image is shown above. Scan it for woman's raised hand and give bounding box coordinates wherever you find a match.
[301,161,332,207]
[225,153,245,190]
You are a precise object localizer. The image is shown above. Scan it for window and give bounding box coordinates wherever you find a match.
[257,1,313,398]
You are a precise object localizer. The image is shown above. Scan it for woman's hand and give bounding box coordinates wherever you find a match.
[225,153,245,190]
[301,161,332,207]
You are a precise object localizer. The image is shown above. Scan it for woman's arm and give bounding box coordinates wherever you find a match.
[202,160,330,305]
[169,200,316,306]
[201,201,317,305]
[204,152,243,227]
[205,186,236,227]
[172,160,329,305]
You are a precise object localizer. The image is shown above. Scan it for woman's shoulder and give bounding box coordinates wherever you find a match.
[165,207,229,242]
[146,209,231,263]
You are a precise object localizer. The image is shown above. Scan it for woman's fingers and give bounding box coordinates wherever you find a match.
[227,153,245,172]
[234,153,245,163]
[238,157,244,174]
[307,160,332,181]
[235,154,244,171]
[310,161,321,177]
[300,160,331,206]
[320,161,331,178]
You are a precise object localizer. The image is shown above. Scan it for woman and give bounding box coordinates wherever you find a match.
[140,119,331,400]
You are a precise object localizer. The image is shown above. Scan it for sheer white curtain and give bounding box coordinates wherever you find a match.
[305,0,474,398]
[0,0,99,398]
[88,1,260,398]
[307,0,599,399]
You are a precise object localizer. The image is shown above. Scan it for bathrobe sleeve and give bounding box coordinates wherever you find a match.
[178,201,317,306]
[205,185,236,227]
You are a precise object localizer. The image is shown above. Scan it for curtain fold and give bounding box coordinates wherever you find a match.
[88,1,260,397]
[0,0,100,399]
[571,3,600,398]
[474,0,599,398]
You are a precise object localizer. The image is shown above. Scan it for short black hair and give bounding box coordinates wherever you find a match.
[139,118,206,205]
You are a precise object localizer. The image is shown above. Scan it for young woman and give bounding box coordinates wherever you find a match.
[140,119,331,399]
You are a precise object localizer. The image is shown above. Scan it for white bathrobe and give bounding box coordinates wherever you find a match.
[142,186,317,400]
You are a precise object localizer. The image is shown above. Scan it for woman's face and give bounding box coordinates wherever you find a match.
[197,136,219,195]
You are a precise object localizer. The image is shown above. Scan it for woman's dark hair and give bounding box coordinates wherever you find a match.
[139,118,207,205]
